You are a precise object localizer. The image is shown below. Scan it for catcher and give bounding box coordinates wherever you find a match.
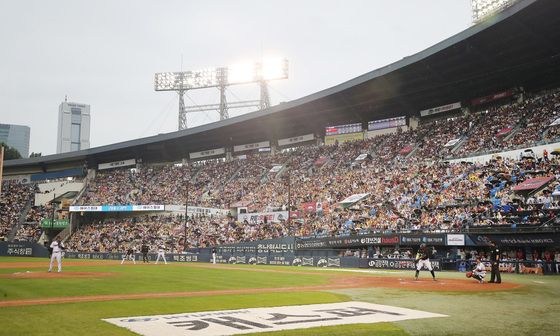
[466,257,486,284]
[414,243,436,281]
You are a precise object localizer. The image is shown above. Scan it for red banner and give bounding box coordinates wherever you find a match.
[496,127,513,137]
[471,89,515,106]
[399,145,413,155]
[314,156,328,167]
[512,176,554,191]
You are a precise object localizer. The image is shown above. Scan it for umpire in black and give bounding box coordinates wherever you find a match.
[489,240,501,283]
[141,242,149,263]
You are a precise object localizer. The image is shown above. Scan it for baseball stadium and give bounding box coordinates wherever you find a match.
[2,0,560,335]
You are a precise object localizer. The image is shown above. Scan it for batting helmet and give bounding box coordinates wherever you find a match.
[466,271,473,278]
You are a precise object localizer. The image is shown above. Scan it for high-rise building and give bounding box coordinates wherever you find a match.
[56,101,90,154]
[0,123,30,158]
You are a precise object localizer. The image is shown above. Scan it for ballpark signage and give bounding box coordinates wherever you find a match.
[296,234,447,250]
[467,233,560,246]
[471,89,515,106]
[419,102,461,117]
[98,158,136,170]
[40,219,69,228]
[367,259,441,271]
[103,302,446,336]
[233,141,270,153]
[278,133,314,147]
[69,205,165,212]
[446,234,465,246]
[189,148,225,160]
[237,211,288,224]
[400,235,445,245]
[218,237,295,254]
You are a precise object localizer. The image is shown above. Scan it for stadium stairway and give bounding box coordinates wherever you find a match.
[7,198,33,242]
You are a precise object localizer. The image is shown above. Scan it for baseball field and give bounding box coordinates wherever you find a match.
[0,257,559,336]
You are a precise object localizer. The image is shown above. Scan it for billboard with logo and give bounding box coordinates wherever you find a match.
[446,234,465,246]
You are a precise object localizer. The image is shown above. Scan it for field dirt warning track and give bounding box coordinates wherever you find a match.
[0,261,521,307]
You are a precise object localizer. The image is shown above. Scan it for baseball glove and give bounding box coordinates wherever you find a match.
[466,271,473,278]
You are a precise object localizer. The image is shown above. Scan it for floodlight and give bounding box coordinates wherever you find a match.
[155,57,289,130]
[260,58,289,81]
[228,62,255,84]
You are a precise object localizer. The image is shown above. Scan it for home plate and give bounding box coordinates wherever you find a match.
[103,301,447,336]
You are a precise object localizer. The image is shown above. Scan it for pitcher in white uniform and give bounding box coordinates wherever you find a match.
[155,244,167,264]
[48,239,64,273]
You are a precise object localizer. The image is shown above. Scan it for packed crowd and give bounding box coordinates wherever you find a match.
[0,181,35,240]
[12,203,53,242]
[65,147,560,251]
[5,88,560,248]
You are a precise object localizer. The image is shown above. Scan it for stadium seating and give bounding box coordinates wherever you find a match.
[4,88,560,249]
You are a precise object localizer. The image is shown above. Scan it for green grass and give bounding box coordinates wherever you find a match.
[0,292,347,336]
[1,257,559,335]
[330,273,560,336]
[0,260,329,300]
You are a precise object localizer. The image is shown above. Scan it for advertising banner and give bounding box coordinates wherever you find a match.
[233,141,270,153]
[278,133,314,147]
[237,211,289,224]
[69,205,165,212]
[40,219,69,229]
[420,102,461,117]
[164,205,229,216]
[400,235,446,246]
[512,176,554,191]
[296,234,403,249]
[324,132,364,145]
[0,241,48,258]
[217,237,295,254]
[2,174,31,184]
[69,205,103,212]
[446,234,465,246]
[367,258,441,271]
[98,159,136,170]
[368,116,406,131]
[471,89,515,106]
[467,233,560,246]
[189,148,225,160]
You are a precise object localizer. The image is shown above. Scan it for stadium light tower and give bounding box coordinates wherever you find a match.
[155,58,289,130]
[471,0,519,24]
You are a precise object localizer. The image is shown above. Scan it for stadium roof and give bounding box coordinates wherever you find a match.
[5,0,560,174]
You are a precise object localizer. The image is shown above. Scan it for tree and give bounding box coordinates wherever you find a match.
[29,152,42,158]
[0,142,22,160]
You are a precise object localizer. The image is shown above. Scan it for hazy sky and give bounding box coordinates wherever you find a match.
[0,0,472,156]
